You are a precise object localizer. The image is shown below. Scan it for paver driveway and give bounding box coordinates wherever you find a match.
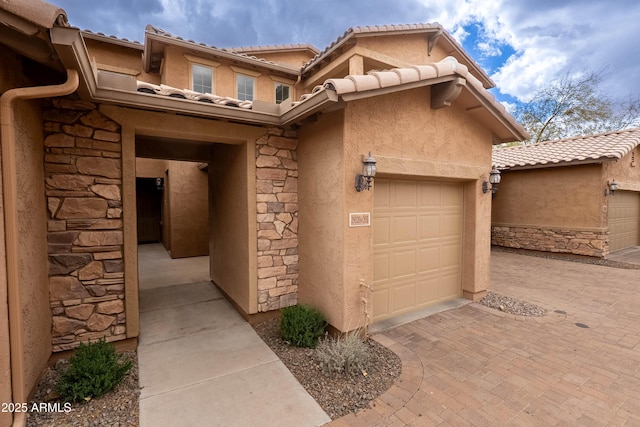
[329,250,640,426]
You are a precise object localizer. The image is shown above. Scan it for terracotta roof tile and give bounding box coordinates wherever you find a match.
[135,81,253,109]
[229,44,320,54]
[493,128,640,169]
[81,30,143,48]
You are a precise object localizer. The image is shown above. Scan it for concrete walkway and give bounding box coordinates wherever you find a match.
[329,250,640,426]
[136,244,330,427]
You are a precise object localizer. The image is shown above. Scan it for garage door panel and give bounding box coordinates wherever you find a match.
[418,247,439,272]
[373,217,390,246]
[419,214,440,240]
[373,253,390,283]
[374,180,391,208]
[609,191,639,252]
[390,282,416,312]
[391,249,416,279]
[393,181,418,207]
[392,215,418,243]
[373,178,463,323]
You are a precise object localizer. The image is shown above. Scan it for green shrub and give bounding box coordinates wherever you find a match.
[314,332,371,376]
[56,339,132,403]
[279,304,327,348]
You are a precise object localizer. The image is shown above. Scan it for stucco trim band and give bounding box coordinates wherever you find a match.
[375,155,486,180]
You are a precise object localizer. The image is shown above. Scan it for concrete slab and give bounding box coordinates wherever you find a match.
[138,244,210,290]
[139,298,245,345]
[138,322,279,398]
[607,245,640,266]
[139,281,222,313]
[139,361,331,427]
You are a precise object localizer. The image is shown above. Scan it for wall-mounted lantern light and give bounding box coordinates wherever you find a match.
[156,177,164,191]
[355,152,377,192]
[606,179,618,196]
[482,165,501,194]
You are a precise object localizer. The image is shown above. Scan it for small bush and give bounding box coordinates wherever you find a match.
[279,304,327,348]
[315,332,371,376]
[56,339,132,403]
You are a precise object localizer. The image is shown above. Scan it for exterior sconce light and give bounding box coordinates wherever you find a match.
[155,177,164,190]
[606,179,618,196]
[355,152,377,192]
[482,165,501,194]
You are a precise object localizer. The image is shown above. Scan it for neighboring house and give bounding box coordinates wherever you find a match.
[492,128,640,257]
[0,1,527,420]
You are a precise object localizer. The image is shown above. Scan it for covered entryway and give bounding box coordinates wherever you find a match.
[609,190,640,252]
[372,178,464,322]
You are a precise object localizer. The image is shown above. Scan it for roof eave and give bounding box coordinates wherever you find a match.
[497,157,615,171]
[143,30,300,77]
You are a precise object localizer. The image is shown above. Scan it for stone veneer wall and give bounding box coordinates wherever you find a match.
[491,225,609,257]
[44,98,125,352]
[256,128,299,312]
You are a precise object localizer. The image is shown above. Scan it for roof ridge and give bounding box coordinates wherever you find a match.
[81,29,143,46]
[229,43,320,54]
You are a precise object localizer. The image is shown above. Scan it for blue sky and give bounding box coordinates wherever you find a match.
[51,0,640,107]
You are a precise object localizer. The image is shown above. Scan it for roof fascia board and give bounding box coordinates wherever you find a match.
[81,31,143,50]
[280,90,341,126]
[501,158,611,171]
[144,31,300,77]
[463,83,529,142]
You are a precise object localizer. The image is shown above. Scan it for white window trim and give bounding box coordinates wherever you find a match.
[185,55,220,94]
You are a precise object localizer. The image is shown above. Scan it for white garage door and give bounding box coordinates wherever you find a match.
[609,190,640,253]
[372,178,463,322]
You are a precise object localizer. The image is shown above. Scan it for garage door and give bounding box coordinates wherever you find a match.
[372,178,463,322]
[609,190,640,253]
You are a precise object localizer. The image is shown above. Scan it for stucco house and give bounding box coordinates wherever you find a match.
[0,1,527,421]
[492,128,640,257]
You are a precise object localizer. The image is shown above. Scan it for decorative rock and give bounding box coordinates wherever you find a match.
[74,231,123,247]
[80,110,119,131]
[52,317,85,336]
[44,133,74,147]
[107,208,122,218]
[48,198,60,217]
[96,300,124,315]
[49,254,92,275]
[79,261,104,280]
[50,276,90,301]
[103,259,124,273]
[65,304,95,320]
[62,123,93,137]
[93,130,120,142]
[46,174,94,191]
[87,313,115,331]
[90,184,121,200]
[56,198,108,219]
[76,157,121,179]
[66,219,122,230]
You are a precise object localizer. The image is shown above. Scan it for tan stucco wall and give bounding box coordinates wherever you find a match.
[209,142,256,314]
[167,161,208,258]
[492,164,606,230]
[84,38,158,84]
[136,158,167,178]
[15,96,51,397]
[161,45,294,102]
[298,86,494,331]
[297,110,347,328]
[358,33,432,65]
[603,147,640,192]
[0,46,51,412]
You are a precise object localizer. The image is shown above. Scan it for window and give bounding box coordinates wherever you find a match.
[236,74,255,101]
[192,64,213,94]
[275,83,291,104]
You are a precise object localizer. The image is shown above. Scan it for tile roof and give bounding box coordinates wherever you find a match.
[229,44,320,55]
[144,25,298,73]
[81,30,143,49]
[493,127,640,170]
[301,23,494,88]
[135,82,253,109]
[0,0,67,29]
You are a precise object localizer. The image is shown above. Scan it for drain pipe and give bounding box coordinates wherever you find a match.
[0,69,79,427]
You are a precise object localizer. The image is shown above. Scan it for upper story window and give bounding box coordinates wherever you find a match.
[275,83,291,104]
[236,74,255,101]
[192,63,213,94]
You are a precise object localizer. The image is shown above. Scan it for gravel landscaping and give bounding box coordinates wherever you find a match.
[252,317,402,419]
[26,351,139,427]
[479,290,547,316]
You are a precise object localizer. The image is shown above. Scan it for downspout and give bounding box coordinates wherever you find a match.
[0,69,79,427]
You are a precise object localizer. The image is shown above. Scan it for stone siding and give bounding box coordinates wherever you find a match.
[491,225,609,257]
[256,128,299,312]
[44,98,125,352]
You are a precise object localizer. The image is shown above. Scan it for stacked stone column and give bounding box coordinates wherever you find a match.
[44,98,125,351]
[256,128,299,312]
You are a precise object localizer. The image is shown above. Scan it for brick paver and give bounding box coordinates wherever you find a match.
[328,250,640,426]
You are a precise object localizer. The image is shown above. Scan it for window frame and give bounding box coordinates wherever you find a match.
[190,63,213,94]
[274,82,292,104]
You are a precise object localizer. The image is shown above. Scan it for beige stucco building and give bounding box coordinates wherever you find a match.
[492,128,640,257]
[0,1,528,423]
